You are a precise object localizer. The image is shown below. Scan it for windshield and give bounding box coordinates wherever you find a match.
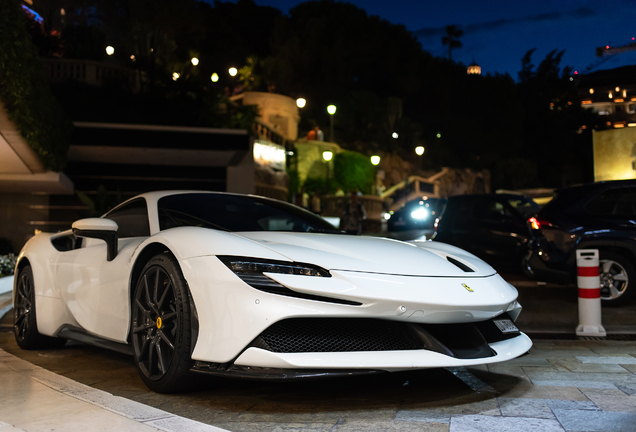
[158,193,340,233]
[506,197,540,219]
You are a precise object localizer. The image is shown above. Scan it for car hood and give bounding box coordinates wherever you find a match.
[236,232,496,277]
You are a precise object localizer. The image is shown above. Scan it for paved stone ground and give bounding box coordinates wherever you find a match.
[2,327,636,432]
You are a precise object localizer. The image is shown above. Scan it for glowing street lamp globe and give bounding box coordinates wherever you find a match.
[415,146,425,156]
[229,67,238,77]
[105,46,115,55]
[327,105,337,115]
[296,98,306,108]
[191,57,199,66]
[370,155,381,166]
[322,151,333,161]
[211,73,219,82]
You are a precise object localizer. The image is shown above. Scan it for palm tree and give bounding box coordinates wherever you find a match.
[442,25,463,61]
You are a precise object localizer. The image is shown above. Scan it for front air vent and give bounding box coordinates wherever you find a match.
[446,256,474,272]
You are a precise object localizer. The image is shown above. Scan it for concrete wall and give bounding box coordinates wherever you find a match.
[593,128,636,181]
[241,92,300,141]
[0,193,50,253]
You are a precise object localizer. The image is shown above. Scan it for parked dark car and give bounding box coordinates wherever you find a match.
[433,194,540,272]
[523,180,636,305]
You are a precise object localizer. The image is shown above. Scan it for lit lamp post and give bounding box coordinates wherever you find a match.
[415,146,425,169]
[296,98,306,108]
[323,151,333,193]
[370,155,381,195]
[327,105,337,142]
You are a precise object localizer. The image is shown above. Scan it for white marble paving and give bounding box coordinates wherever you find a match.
[576,356,636,365]
[449,414,565,432]
[0,349,228,432]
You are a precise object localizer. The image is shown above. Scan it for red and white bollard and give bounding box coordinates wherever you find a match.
[576,249,606,337]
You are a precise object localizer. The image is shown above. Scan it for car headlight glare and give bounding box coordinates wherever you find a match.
[411,208,428,220]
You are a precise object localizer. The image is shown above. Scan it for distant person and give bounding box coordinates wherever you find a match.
[302,189,310,208]
[307,129,316,140]
[311,191,322,215]
[340,192,367,235]
[315,126,324,141]
[450,172,467,196]
[295,189,304,207]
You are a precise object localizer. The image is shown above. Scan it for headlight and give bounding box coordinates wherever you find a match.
[218,256,358,305]
[411,208,428,220]
[218,256,330,277]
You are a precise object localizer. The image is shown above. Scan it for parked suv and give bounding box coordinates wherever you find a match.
[523,180,636,305]
[433,194,539,272]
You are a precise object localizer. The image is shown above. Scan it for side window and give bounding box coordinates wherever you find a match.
[586,188,636,216]
[474,200,512,222]
[104,199,150,238]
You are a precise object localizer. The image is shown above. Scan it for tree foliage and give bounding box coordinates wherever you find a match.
[0,0,71,171]
[333,151,375,195]
[18,0,602,189]
[442,25,463,60]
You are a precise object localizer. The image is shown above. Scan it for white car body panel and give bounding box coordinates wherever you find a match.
[14,190,532,377]
[53,237,143,342]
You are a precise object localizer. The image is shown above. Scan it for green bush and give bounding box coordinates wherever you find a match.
[333,151,375,195]
[0,0,71,171]
[0,254,17,278]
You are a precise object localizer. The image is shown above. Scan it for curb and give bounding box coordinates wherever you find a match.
[0,348,229,432]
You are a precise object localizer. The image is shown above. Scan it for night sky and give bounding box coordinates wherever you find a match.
[219,0,636,78]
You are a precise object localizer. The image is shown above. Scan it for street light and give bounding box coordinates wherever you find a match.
[228,67,238,77]
[191,57,199,66]
[415,146,425,156]
[392,132,399,139]
[323,151,333,193]
[296,98,306,108]
[211,73,219,82]
[105,46,114,55]
[370,155,381,166]
[327,105,337,142]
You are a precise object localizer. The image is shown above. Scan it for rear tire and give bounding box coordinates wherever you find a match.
[131,254,195,393]
[599,251,636,306]
[13,265,66,350]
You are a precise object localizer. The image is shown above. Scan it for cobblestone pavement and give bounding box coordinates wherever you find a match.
[2,327,636,432]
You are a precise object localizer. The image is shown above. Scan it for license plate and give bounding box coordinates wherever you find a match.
[493,319,519,334]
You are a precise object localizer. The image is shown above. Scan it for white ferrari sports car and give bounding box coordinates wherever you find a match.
[13,191,532,393]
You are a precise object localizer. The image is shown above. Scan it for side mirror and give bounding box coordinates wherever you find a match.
[72,218,118,261]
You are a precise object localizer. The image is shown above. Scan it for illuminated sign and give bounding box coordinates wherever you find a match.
[253,141,286,171]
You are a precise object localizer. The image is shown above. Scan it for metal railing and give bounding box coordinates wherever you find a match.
[42,59,146,93]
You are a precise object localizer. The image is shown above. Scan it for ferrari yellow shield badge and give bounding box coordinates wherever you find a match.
[462,283,474,292]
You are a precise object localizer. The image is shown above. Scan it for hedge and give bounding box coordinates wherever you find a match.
[0,0,71,171]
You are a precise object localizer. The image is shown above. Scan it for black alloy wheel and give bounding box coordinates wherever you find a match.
[131,253,194,393]
[13,265,66,350]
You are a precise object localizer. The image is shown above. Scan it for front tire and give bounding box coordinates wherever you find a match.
[599,251,636,306]
[13,265,66,350]
[131,253,195,393]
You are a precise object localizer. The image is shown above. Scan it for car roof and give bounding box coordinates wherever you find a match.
[555,179,636,195]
